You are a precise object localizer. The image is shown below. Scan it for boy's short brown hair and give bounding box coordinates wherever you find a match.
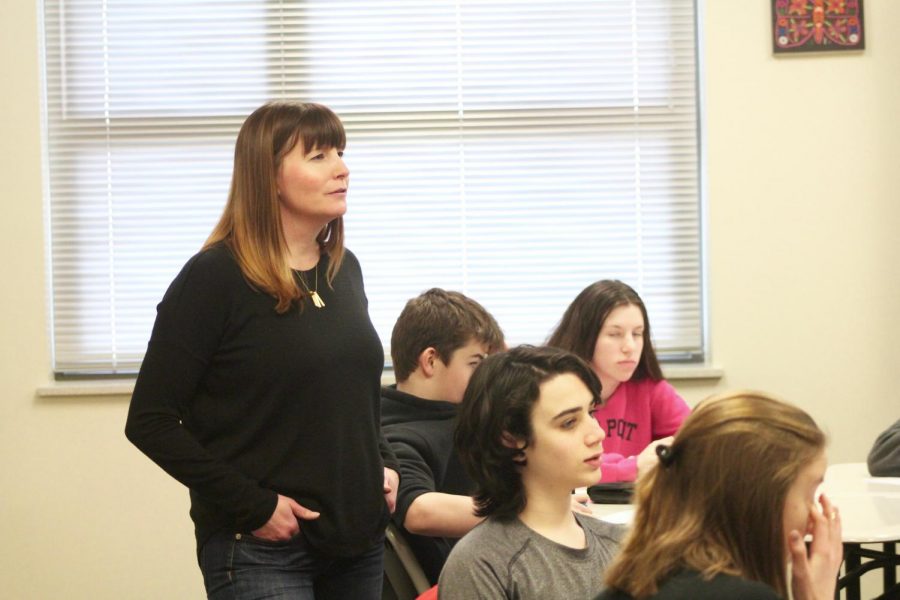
[390,289,504,382]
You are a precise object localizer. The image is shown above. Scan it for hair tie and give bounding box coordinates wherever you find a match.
[656,443,676,467]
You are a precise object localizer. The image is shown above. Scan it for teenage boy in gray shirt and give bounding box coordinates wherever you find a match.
[439,345,624,599]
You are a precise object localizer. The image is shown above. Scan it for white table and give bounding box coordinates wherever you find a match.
[821,462,900,600]
[589,502,634,525]
[574,486,635,525]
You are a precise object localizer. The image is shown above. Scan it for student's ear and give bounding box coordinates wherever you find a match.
[417,347,439,378]
[501,431,528,466]
[501,431,526,450]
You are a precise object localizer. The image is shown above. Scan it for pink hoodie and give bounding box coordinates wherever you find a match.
[595,378,690,482]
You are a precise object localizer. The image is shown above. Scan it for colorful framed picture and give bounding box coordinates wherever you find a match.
[772,0,864,53]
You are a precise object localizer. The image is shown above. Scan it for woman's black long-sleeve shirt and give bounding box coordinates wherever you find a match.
[125,243,397,557]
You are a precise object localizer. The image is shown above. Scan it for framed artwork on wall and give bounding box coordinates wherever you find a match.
[772,0,864,53]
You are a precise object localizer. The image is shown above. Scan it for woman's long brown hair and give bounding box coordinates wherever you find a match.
[204,102,346,313]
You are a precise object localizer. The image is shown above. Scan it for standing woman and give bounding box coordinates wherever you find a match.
[596,391,843,599]
[547,280,690,482]
[125,102,399,600]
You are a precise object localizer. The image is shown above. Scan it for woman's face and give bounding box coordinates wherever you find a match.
[591,303,645,387]
[782,450,828,548]
[276,142,349,226]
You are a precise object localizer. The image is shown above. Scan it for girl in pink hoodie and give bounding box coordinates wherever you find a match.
[548,280,690,482]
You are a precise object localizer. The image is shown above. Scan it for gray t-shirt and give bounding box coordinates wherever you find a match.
[438,513,625,599]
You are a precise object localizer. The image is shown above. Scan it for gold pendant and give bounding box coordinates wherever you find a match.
[310,291,326,309]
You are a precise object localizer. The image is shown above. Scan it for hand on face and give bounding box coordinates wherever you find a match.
[787,492,843,600]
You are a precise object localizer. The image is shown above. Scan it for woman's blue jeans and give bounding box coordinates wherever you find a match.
[199,529,384,600]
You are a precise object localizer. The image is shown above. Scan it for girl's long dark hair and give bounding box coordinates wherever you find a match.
[547,280,663,381]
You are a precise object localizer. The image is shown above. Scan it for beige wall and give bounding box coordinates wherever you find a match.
[1,1,898,597]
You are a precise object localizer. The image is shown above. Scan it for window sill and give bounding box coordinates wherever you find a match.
[37,365,722,399]
[662,365,724,380]
[37,380,136,398]
[37,371,405,399]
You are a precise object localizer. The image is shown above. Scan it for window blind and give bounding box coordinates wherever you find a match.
[41,0,703,376]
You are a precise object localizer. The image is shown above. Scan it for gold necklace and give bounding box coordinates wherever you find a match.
[296,264,325,308]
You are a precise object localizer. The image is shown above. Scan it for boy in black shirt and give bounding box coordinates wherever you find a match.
[381,289,504,583]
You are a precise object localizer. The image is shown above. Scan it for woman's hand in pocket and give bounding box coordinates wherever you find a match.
[252,494,320,542]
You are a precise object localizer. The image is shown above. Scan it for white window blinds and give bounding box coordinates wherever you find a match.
[41,0,703,376]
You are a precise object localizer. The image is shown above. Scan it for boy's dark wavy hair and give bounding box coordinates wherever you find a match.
[454,345,601,520]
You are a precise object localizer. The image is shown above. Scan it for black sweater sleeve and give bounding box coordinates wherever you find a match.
[124,249,276,532]
[868,418,900,476]
[386,428,440,525]
[379,431,400,474]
